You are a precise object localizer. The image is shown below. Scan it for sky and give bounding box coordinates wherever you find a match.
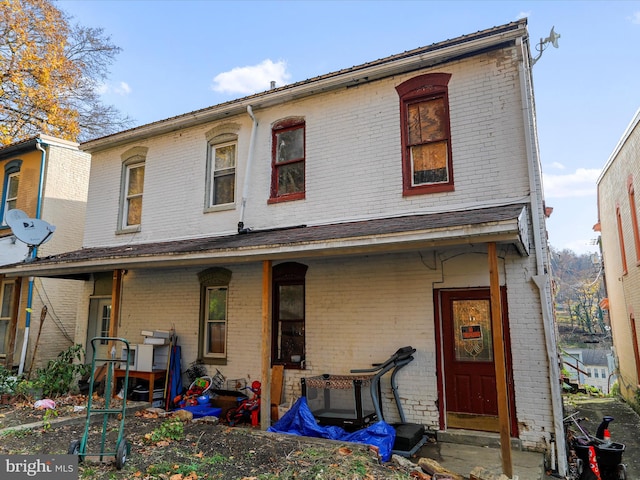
[54,0,640,256]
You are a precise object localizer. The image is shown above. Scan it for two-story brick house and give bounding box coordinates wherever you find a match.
[0,19,565,468]
[0,135,90,371]
[596,107,640,405]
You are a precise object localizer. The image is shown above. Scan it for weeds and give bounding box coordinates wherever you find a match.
[42,408,58,431]
[145,418,184,443]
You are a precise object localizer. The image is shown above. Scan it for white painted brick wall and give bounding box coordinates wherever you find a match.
[83,46,529,248]
[92,246,554,443]
[23,144,91,368]
[70,43,555,449]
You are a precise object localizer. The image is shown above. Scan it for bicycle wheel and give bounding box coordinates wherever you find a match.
[226,408,239,426]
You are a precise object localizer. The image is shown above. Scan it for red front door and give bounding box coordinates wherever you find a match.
[437,288,516,433]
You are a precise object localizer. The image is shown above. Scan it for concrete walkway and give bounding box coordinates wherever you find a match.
[416,431,546,480]
[413,395,640,480]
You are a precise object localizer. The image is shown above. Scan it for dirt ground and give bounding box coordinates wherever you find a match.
[0,395,419,479]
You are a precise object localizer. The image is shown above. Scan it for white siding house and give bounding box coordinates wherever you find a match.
[0,19,566,471]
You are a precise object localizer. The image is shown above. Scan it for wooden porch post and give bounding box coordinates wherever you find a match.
[260,260,272,430]
[488,242,513,478]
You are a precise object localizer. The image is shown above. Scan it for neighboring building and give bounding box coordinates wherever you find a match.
[0,135,90,371]
[0,20,565,467]
[596,108,640,404]
[563,348,616,394]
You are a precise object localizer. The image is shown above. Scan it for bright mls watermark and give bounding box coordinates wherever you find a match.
[0,455,78,479]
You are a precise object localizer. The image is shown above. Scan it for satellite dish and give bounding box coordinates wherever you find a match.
[5,209,56,247]
[546,26,561,49]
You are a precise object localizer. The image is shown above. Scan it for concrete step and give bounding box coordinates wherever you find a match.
[437,429,523,450]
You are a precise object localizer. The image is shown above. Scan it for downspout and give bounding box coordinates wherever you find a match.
[17,138,47,375]
[517,38,567,476]
[238,105,257,234]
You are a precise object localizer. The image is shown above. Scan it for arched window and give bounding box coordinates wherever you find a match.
[270,117,305,203]
[198,267,232,362]
[1,159,22,226]
[272,262,307,367]
[396,73,454,196]
[205,124,240,210]
[118,147,147,232]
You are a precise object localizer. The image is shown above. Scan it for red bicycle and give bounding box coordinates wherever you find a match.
[225,380,261,427]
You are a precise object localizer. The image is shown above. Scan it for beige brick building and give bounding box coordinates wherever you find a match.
[597,108,640,403]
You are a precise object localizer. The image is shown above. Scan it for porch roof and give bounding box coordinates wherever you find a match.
[0,204,529,279]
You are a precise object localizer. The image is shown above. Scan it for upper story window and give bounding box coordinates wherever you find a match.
[616,203,628,275]
[198,267,232,363]
[1,160,21,227]
[210,141,236,206]
[118,147,147,232]
[205,124,239,210]
[627,176,640,263]
[270,117,305,203]
[396,73,453,196]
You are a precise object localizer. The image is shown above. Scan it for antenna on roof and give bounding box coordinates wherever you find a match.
[5,209,56,261]
[531,26,561,66]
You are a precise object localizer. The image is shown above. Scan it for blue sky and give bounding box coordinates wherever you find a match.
[55,0,640,255]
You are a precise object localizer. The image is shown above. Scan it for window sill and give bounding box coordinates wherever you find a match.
[116,225,141,235]
[273,362,305,370]
[204,203,235,214]
[403,183,454,196]
[199,357,227,366]
[268,193,305,204]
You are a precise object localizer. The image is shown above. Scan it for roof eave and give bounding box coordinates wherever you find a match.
[81,20,527,153]
[0,218,527,278]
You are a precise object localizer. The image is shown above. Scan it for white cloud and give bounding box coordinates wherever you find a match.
[114,82,131,95]
[630,11,640,24]
[211,59,291,95]
[95,81,131,96]
[550,162,565,170]
[543,168,601,198]
[516,11,531,20]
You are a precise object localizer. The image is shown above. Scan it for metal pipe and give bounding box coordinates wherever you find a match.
[17,138,47,375]
[238,105,258,233]
[517,38,567,476]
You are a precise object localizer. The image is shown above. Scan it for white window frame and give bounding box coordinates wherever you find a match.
[119,159,145,231]
[208,141,236,208]
[203,286,228,359]
[0,279,15,356]
[2,160,21,227]
[2,172,19,226]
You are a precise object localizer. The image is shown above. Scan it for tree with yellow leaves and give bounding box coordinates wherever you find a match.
[0,0,131,145]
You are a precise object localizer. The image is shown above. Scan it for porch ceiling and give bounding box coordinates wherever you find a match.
[0,204,530,279]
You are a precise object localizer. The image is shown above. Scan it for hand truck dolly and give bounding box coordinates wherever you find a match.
[68,337,131,470]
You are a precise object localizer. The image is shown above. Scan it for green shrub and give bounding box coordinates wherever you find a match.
[35,344,90,398]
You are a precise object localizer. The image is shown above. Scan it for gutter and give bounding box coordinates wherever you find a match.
[17,138,48,375]
[238,106,257,233]
[517,38,567,476]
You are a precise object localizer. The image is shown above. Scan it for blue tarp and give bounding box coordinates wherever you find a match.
[166,345,182,410]
[267,397,396,462]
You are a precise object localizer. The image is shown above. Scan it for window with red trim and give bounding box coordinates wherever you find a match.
[270,118,305,202]
[272,262,307,369]
[396,73,453,196]
[627,178,640,263]
[616,204,628,275]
